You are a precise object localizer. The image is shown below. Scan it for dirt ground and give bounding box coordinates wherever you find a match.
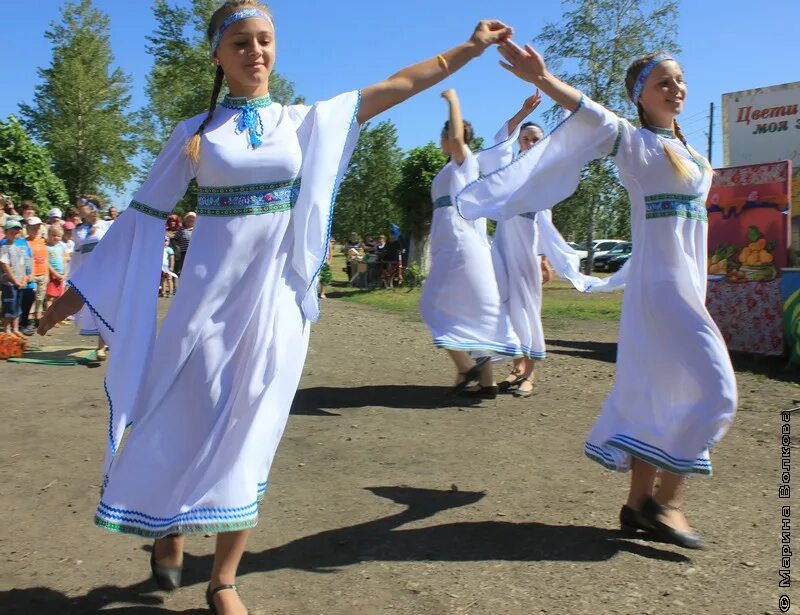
[1,297,798,614]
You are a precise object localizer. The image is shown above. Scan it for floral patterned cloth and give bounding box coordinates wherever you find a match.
[706,278,784,356]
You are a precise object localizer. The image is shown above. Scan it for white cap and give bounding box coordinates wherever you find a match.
[48,208,63,219]
[26,216,43,226]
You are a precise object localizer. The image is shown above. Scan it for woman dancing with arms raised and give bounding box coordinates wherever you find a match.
[455,41,737,549]
[38,2,512,612]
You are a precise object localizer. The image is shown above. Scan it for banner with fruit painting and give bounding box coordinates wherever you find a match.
[706,160,792,282]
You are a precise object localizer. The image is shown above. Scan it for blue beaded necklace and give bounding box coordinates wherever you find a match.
[220,94,273,148]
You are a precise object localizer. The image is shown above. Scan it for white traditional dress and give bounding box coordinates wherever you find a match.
[489,124,600,359]
[456,96,737,475]
[71,220,112,336]
[68,91,361,536]
[419,138,522,358]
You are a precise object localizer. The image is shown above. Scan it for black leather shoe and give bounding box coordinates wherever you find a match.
[641,497,704,550]
[150,537,183,591]
[452,357,490,394]
[619,505,652,534]
[498,376,524,393]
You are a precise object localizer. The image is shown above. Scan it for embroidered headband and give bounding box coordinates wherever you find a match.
[80,197,99,212]
[211,8,273,53]
[630,53,675,103]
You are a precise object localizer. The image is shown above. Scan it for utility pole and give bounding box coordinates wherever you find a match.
[707,102,714,164]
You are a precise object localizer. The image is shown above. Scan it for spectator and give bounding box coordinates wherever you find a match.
[173,212,196,275]
[47,208,63,227]
[62,221,75,274]
[363,234,377,254]
[343,233,363,281]
[375,234,387,255]
[106,206,119,222]
[45,225,67,312]
[380,233,403,289]
[160,236,177,297]
[65,206,82,227]
[0,219,29,338]
[20,201,36,223]
[24,216,49,333]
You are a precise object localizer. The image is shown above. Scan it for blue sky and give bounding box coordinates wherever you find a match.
[2,0,798,206]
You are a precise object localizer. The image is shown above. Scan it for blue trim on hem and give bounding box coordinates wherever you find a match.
[454,96,587,220]
[584,434,713,476]
[433,338,524,357]
[68,280,115,334]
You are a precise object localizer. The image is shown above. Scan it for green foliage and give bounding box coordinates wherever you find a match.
[333,120,403,241]
[395,142,448,240]
[537,0,680,248]
[19,0,137,199]
[402,261,425,288]
[0,116,69,214]
[140,0,299,213]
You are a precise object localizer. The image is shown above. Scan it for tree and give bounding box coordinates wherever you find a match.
[395,143,448,273]
[0,116,69,214]
[537,0,679,268]
[19,0,137,200]
[141,0,300,213]
[333,120,402,241]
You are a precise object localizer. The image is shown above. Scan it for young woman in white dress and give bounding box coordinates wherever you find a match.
[38,2,513,611]
[419,89,524,399]
[455,42,737,549]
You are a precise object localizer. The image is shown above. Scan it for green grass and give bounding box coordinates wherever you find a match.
[326,254,622,321]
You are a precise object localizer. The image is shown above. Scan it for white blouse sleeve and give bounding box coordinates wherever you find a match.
[535,210,601,292]
[67,121,196,467]
[290,91,362,322]
[455,96,636,221]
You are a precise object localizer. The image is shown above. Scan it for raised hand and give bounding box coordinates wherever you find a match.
[498,40,548,84]
[471,20,513,50]
[522,90,542,112]
[441,88,458,101]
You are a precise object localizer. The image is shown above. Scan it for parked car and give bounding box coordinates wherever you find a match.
[579,239,628,270]
[607,251,631,272]
[593,242,632,272]
[567,241,588,260]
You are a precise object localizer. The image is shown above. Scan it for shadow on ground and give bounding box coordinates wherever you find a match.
[545,339,618,364]
[291,385,483,413]
[0,486,689,614]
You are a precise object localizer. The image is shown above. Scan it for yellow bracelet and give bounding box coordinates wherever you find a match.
[437,54,450,75]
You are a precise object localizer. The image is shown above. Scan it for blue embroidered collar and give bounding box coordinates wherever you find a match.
[649,126,676,139]
[220,94,272,147]
[220,94,273,109]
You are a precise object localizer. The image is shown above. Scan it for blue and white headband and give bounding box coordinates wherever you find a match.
[211,8,273,53]
[630,53,675,103]
[80,197,99,212]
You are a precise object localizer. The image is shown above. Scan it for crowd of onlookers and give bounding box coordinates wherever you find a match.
[342,231,406,289]
[0,193,197,340]
[0,195,83,338]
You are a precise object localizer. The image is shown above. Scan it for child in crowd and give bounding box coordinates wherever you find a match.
[0,220,30,338]
[45,226,67,313]
[160,236,177,297]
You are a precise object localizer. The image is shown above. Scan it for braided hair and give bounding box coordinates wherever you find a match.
[625,53,709,181]
[184,0,274,162]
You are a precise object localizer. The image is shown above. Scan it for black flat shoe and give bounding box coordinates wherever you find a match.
[451,357,490,394]
[512,376,536,398]
[150,536,183,591]
[206,583,247,614]
[641,497,704,550]
[619,504,652,534]
[461,385,499,400]
[498,375,524,393]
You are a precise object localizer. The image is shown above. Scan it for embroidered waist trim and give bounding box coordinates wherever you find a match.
[434,196,452,210]
[197,178,301,217]
[129,200,170,220]
[644,193,707,222]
